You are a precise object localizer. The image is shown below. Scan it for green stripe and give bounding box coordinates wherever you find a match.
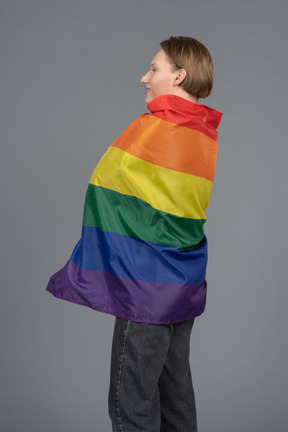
[83,184,205,250]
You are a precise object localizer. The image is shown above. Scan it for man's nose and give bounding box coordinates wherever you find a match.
[140,72,149,83]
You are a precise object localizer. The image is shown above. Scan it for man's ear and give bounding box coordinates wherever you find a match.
[174,69,187,86]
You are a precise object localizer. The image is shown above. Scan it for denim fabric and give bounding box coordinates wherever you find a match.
[108,318,197,432]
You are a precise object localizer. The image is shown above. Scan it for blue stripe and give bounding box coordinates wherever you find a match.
[70,226,207,284]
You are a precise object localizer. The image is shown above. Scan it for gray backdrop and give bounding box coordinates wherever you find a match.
[1,0,287,431]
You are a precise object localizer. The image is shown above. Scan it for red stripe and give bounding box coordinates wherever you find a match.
[147,94,222,140]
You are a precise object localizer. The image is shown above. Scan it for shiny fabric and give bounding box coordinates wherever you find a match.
[46,95,222,323]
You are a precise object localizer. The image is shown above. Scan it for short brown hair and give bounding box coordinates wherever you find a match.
[160,36,213,99]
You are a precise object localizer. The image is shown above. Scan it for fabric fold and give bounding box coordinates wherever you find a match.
[46,94,222,323]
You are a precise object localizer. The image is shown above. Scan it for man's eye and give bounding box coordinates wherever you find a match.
[152,68,157,72]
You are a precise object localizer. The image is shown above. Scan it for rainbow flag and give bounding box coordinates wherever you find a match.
[46,95,222,324]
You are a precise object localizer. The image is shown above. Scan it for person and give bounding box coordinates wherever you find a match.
[46,36,222,431]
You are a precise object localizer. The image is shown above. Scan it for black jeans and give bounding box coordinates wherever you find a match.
[108,318,197,432]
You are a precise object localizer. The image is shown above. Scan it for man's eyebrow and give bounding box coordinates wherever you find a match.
[150,62,159,67]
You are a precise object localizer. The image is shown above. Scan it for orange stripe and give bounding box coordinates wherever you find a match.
[111,114,217,181]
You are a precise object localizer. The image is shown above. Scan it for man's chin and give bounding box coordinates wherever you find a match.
[145,94,153,104]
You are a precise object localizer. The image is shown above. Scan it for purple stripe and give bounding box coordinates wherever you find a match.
[46,260,207,324]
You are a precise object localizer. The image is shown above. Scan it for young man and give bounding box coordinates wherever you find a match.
[46,36,222,431]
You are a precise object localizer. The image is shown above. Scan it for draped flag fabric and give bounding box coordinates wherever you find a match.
[46,95,222,324]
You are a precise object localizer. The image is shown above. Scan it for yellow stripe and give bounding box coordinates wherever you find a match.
[89,147,212,219]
